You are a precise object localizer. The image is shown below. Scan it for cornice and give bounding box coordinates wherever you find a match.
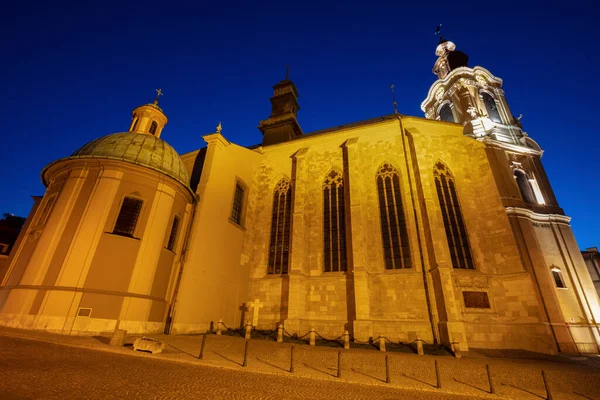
[480,137,543,156]
[505,207,571,225]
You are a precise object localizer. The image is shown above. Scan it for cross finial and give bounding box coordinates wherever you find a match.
[434,24,444,42]
[390,84,398,115]
[216,121,222,133]
[154,88,163,104]
[285,65,290,81]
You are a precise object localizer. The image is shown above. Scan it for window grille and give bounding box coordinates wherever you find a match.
[167,215,180,251]
[439,103,455,122]
[434,162,474,269]
[268,179,292,274]
[231,184,244,225]
[323,170,347,272]
[376,163,411,269]
[482,92,502,123]
[113,197,143,237]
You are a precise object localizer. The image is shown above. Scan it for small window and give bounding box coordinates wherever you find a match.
[463,291,491,308]
[166,216,180,251]
[552,269,566,288]
[482,92,502,123]
[231,184,244,225]
[131,117,139,131]
[149,121,158,135]
[113,197,143,237]
[439,103,455,122]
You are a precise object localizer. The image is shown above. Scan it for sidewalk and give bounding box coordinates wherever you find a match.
[1,326,599,400]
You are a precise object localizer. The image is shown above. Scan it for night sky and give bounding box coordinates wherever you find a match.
[2,1,597,248]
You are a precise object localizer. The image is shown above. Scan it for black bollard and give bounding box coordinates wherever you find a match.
[337,350,342,378]
[242,339,249,367]
[435,359,442,389]
[542,370,552,400]
[486,364,495,394]
[198,334,207,360]
[290,345,295,373]
[385,353,391,384]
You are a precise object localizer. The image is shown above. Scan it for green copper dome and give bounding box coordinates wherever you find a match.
[44,132,190,188]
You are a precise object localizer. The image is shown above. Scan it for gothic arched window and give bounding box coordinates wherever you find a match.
[149,121,158,135]
[514,169,536,204]
[482,92,502,123]
[434,162,474,269]
[376,163,411,269]
[439,103,455,123]
[268,179,292,274]
[323,170,347,272]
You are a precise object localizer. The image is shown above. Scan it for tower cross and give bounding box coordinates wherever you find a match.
[285,65,290,81]
[155,88,163,103]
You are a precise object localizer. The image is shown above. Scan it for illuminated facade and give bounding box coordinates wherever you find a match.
[1,38,599,355]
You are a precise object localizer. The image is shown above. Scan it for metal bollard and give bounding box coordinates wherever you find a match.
[416,339,424,356]
[277,324,283,343]
[245,324,252,340]
[435,359,442,389]
[385,353,391,384]
[309,328,316,346]
[290,345,295,373]
[216,319,223,335]
[379,337,386,352]
[486,364,495,394]
[344,330,350,350]
[198,334,207,360]
[337,350,342,378]
[242,339,249,367]
[542,370,552,400]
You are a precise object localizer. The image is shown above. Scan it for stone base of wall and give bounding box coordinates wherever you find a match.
[464,322,557,355]
[0,312,163,336]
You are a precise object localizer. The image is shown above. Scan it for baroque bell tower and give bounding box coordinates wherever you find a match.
[422,29,600,354]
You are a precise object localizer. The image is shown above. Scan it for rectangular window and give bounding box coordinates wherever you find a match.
[552,269,566,288]
[113,197,143,237]
[167,216,180,251]
[231,184,244,225]
[463,291,491,309]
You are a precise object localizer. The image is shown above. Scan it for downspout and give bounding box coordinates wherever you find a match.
[164,193,200,334]
[396,114,439,344]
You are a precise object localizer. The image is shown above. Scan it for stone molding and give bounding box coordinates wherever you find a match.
[505,207,571,225]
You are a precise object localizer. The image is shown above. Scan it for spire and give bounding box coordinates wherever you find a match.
[432,27,469,79]
[258,71,303,146]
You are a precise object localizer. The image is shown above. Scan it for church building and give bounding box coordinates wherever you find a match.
[1,36,599,355]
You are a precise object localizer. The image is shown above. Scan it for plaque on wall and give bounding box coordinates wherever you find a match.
[463,291,491,309]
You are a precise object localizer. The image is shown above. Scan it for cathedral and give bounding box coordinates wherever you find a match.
[1,36,599,356]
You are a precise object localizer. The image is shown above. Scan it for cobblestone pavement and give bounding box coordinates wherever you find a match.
[0,337,482,400]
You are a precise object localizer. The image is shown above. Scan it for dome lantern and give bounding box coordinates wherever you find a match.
[129,89,168,138]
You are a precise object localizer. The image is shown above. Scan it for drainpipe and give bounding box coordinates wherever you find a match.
[164,193,200,334]
[396,113,439,344]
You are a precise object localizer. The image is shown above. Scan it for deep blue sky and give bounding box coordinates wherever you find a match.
[1,1,598,248]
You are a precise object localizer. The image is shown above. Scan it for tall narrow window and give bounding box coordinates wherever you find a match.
[166,215,180,251]
[514,169,536,204]
[482,92,502,123]
[268,179,292,274]
[131,118,139,131]
[149,121,158,135]
[376,163,411,269]
[113,196,143,237]
[434,162,474,269]
[323,170,347,272]
[551,268,566,288]
[439,103,455,122]
[231,184,244,225]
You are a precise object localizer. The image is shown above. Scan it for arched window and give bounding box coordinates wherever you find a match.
[149,121,158,135]
[113,196,143,237]
[268,179,292,274]
[439,103,455,122]
[376,163,411,269]
[323,170,347,272]
[482,92,502,123]
[514,169,536,204]
[131,117,139,132]
[434,162,474,269]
